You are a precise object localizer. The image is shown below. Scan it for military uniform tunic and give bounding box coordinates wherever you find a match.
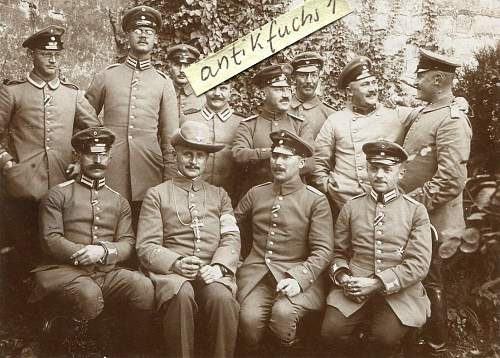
[289,94,334,139]
[327,190,432,328]
[232,107,314,197]
[0,73,100,200]
[181,105,244,200]
[175,83,206,119]
[86,56,179,201]
[399,96,472,243]
[313,104,413,207]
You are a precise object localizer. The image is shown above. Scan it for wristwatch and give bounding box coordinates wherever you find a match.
[218,265,231,277]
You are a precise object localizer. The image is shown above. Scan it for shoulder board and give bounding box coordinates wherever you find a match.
[253,181,272,189]
[351,192,367,200]
[306,185,324,196]
[57,179,75,188]
[3,78,26,86]
[232,111,246,118]
[155,69,169,80]
[402,194,420,205]
[288,112,304,121]
[105,63,121,70]
[450,104,464,119]
[60,80,79,90]
[105,185,121,196]
[322,100,335,111]
[242,114,259,122]
[183,107,201,115]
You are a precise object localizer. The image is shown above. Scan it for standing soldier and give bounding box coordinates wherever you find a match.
[321,140,432,358]
[0,25,100,274]
[181,81,244,203]
[236,130,333,355]
[86,5,179,227]
[312,57,413,214]
[289,51,334,139]
[166,44,206,119]
[137,121,240,358]
[232,64,313,199]
[399,49,472,356]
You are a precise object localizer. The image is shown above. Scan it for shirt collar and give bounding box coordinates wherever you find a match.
[348,101,380,116]
[125,55,152,71]
[272,175,304,196]
[369,188,399,204]
[201,105,233,122]
[259,106,288,121]
[28,72,60,90]
[290,94,321,110]
[173,172,203,192]
[79,174,106,190]
[421,94,455,113]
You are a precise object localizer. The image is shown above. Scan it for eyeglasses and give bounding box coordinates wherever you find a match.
[132,28,156,36]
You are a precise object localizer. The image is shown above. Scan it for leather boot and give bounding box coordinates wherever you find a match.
[422,287,448,355]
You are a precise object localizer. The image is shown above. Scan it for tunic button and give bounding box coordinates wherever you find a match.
[129,125,134,129]
[376,240,382,245]
[376,259,382,264]
[130,115,135,119]
[46,138,50,142]
[47,128,51,132]
[377,230,383,235]
[131,105,136,109]
[269,241,274,246]
[94,226,98,230]
[278,196,283,201]
[357,166,363,170]
[46,146,50,150]
[273,213,278,218]
[376,269,381,273]
[274,122,278,126]
[93,235,97,239]
[96,216,100,220]
[190,194,195,198]
[302,269,308,274]
[309,279,314,283]
[266,258,271,263]
[196,248,200,252]
[272,223,277,227]
[377,250,382,254]
[196,239,201,243]
[193,210,198,215]
[270,232,275,235]
[268,251,273,255]
[352,129,357,133]
[378,203,384,208]
[378,222,383,226]
[132,96,137,100]
[128,135,133,139]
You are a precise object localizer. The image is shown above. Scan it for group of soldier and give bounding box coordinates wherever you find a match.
[0,4,473,358]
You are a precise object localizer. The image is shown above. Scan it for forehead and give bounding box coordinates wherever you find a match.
[294,70,319,76]
[131,26,156,32]
[176,146,207,155]
[34,49,62,54]
[367,161,400,170]
[208,84,231,91]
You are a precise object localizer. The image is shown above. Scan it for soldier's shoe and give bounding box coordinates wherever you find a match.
[415,339,447,357]
[40,315,87,355]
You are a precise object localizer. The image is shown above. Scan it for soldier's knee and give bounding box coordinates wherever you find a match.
[127,272,155,310]
[205,284,237,308]
[175,282,195,303]
[239,308,265,346]
[72,284,104,320]
[269,300,300,342]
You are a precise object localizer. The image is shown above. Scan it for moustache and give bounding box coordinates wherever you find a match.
[89,164,106,170]
[272,166,286,172]
[185,165,200,170]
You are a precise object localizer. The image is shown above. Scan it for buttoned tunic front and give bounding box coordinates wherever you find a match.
[313,104,412,207]
[399,96,472,243]
[289,94,334,139]
[235,178,333,310]
[31,175,136,301]
[0,73,100,200]
[86,56,179,201]
[175,83,205,119]
[232,108,314,197]
[327,190,432,327]
[181,105,244,199]
[136,176,240,309]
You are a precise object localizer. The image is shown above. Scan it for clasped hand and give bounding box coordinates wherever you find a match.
[173,256,223,284]
[70,245,105,266]
[276,278,301,297]
[338,273,383,303]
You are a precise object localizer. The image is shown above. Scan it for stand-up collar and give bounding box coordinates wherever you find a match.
[125,55,152,71]
[290,94,321,110]
[369,188,399,204]
[348,101,379,116]
[173,172,203,192]
[272,175,304,196]
[422,94,455,113]
[79,174,106,190]
[259,106,288,121]
[175,83,194,96]
[201,105,233,122]
[28,72,60,90]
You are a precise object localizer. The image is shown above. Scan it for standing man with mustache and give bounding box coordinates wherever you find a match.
[30,127,154,356]
[289,52,334,139]
[181,82,245,204]
[86,5,179,229]
[167,44,206,120]
[137,120,240,358]
[399,49,472,356]
[0,25,100,278]
[236,129,333,355]
[232,64,314,200]
[312,57,414,216]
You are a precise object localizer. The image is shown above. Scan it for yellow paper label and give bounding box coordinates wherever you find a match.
[185,0,353,95]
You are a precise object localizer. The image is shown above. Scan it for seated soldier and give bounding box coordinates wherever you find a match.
[136,120,240,358]
[235,129,333,354]
[29,127,154,355]
[320,140,432,358]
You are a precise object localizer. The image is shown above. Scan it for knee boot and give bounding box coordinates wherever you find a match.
[423,287,448,355]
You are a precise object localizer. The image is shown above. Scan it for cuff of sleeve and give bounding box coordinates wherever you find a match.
[0,151,13,169]
[97,241,118,265]
[332,267,351,286]
[258,148,271,160]
[286,266,313,292]
[375,269,401,295]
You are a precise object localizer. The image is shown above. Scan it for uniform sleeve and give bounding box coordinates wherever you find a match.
[286,195,333,292]
[312,116,336,193]
[331,201,352,275]
[74,90,102,131]
[85,70,106,115]
[232,121,271,163]
[234,187,254,259]
[39,188,85,263]
[211,188,241,274]
[408,114,472,211]
[136,187,182,274]
[159,77,180,181]
[298,120,314,175]
[0,85,15,167]
[103,196,135,264]
[375,203,432,294]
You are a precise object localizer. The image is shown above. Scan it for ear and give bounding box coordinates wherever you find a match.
[398,167,406,180]
[27,49,33,60]
[298,157,305,169]
[345,86,352,97]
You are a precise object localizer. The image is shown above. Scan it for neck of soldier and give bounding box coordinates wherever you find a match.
[206,101,228,113]
[128,49,151,61]
[262,102,287,115]
[429,87,454,104]
[295,90,315,103]
[32,69,58,83]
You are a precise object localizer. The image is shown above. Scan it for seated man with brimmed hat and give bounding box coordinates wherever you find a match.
[30,127,154,355]
[235,129,333,354]
[321,139,432,358]
[137,120,240,358]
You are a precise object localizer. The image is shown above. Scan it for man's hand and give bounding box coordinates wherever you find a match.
[199,265,223,285]
[344,276,383,297]
[276,278,301,297]
[173,256,201,279]
[2,160,15,175]
[70,245,106,266]
[66,163,81,178]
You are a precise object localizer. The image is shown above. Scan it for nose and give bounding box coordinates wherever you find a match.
[49,54,57,63]
[180,64,187,72]
[375,168,385,178]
